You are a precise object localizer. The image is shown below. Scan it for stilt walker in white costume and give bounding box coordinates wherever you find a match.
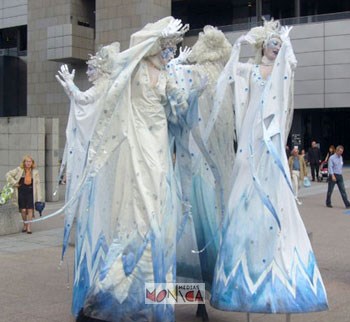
[210,19,328,313]
[56,17,201,322]
[167,26,235,320]
[182,26,235,285]
[56,41,120,263]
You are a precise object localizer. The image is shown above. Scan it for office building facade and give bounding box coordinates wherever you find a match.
[1,0,350,162]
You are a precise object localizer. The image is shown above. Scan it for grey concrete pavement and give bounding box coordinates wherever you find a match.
[0,169,350,322]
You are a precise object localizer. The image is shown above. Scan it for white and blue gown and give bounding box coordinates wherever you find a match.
[167,60,235,289]
[61,76,110,261]
[79,59,182,322]
[59,17,194,322]
[210,39,328,313]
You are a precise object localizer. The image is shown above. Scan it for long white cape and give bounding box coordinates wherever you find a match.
[210,39,328,313]
[61,17,190,322]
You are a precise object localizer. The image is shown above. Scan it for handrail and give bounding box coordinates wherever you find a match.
[186,11,350,36]
[0,48,27,57]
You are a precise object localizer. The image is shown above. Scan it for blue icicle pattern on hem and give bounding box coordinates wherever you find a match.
[210,27,328,313]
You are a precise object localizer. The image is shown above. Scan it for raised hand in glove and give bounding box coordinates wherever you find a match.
[235,34,256,46]
[280,26,293,42]
[161,19,189,38]
[55,64,76,97]
[172,46,192,64]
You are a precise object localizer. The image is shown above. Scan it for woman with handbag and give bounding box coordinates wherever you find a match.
[6,155,42,234]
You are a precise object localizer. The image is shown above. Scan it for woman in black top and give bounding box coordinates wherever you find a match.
[6,156,42,234]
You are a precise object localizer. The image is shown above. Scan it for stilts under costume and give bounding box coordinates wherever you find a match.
[210,20,328,313]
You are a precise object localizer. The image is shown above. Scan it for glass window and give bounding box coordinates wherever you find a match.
[173,0,234,29]
[172,0,350,30]
[262,0,296,20]
[0,26,27,53]
[301,0,350,16]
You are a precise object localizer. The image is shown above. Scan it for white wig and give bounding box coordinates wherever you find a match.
[188,25,232,64]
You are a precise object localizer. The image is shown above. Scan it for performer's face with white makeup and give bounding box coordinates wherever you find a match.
[86,65,100,82]
[160,46,176,64]
[263,37,282,61]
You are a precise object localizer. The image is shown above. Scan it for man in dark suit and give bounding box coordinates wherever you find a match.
[308,140,322,181]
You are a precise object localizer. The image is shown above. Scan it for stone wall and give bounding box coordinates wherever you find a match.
[95,0,171,50]
[0,0,27,29]
[0,116,59,202]
[27,0,89,155]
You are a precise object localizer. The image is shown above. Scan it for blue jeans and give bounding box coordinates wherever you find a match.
[326,174,350,207]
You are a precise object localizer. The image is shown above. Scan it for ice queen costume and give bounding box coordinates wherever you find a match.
[167,26,236,288]
[57,42,120,261]
[56,17,192,322]
[210,21,328,313]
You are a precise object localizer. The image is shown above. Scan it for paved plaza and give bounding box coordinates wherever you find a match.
[0,169,350,322]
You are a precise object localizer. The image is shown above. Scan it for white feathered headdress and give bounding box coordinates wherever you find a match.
[247,18,282,63]
[87,42,120,74]
[188,25,232,64]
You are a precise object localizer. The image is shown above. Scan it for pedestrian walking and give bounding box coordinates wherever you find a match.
[308,140,322,181]
[324,144,335,163]
[289,146,307,204]
[325,145,350,208]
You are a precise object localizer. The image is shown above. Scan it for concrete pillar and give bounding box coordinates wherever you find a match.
[27,0,90,156]
[256,0,262,23]
[45,118,60,202]
[95,0,172,50]
[294,0,300,17]
[0,204,22,236]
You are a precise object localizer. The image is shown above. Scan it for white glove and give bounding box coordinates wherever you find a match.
[55,64,76,97]
[161,19,189,38]
[280,26,293,42]
[173,46,192,64]
[235,34,256,46]
[56,64,75,83]
[245,34,256,45]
